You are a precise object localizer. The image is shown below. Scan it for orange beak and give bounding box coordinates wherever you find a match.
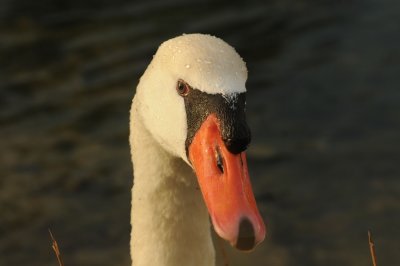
[188,114,266,251]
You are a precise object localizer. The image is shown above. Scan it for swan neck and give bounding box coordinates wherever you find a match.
[129,99,215,266]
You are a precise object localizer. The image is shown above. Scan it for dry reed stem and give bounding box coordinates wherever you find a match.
[49,229,65,266]
[368,230,378,266]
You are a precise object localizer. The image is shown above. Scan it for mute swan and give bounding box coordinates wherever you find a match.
[129,34,266,266]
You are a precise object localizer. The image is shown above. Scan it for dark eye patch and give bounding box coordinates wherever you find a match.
[182,81,251,157]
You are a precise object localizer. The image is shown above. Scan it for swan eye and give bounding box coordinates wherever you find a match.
[176,80,190,96]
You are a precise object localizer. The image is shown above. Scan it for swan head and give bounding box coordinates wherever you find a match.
[135,34,266,250]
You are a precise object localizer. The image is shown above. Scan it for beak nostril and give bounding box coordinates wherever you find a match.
[216,146,224,173]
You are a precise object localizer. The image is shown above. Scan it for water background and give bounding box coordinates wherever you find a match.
[1,0,399,265]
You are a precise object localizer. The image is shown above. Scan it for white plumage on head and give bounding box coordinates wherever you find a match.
[135,34,248,161]
[152,33,247,95]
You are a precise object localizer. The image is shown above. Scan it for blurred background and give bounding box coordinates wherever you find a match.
[1,0,399,265]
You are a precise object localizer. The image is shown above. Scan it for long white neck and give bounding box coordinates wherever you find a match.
[129,98,215,266]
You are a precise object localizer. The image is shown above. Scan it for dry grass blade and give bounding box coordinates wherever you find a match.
[49,229,65,266]
[368,230,378,266]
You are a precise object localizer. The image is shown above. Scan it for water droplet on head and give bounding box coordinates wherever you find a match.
[185,64,191,69]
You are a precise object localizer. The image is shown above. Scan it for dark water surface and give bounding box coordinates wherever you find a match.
[1,0,399,265]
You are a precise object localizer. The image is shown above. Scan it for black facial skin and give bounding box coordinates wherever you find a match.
[178,80,251,156]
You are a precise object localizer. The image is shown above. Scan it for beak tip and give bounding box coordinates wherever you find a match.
[233,217,267,251]
[234,217,256,251]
